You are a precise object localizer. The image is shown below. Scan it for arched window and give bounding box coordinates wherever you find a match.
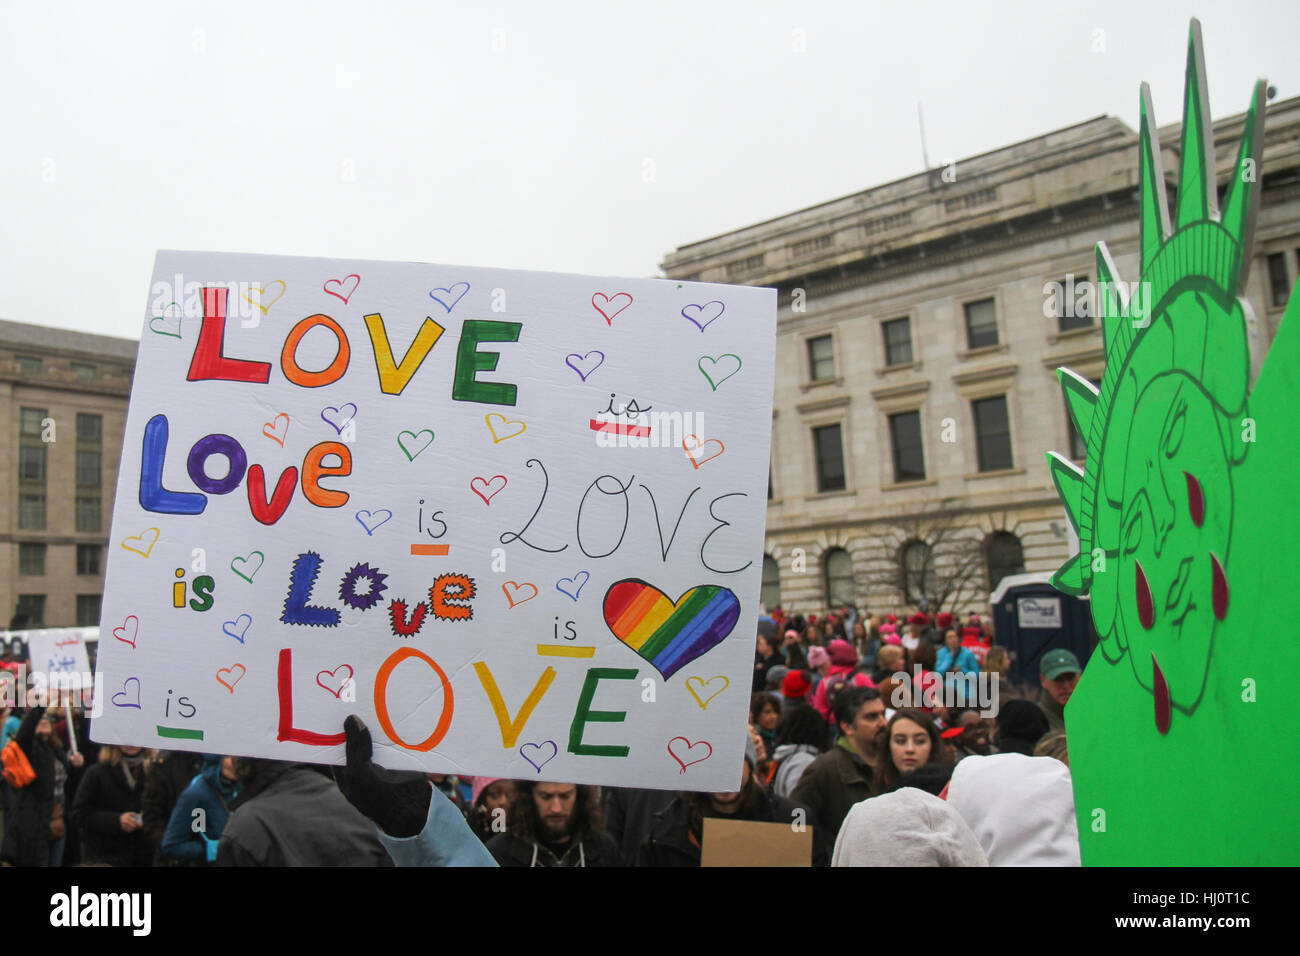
[761,554,781,612]
[986,531,1025,591]
[900,539,933,606]
[824,548,855,609]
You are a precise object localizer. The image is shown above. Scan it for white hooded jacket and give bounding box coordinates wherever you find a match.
[831,787,989,866]
[946,753,1081,866]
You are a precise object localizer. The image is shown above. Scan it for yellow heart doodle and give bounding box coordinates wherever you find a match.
[485,413,527,444]
[243,279,287,315]
[121,528,160,558]
[685,675,730,710]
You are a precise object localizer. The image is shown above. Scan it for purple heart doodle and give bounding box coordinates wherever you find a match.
[112,677,142,709]
[222,614,252,644]
[321,403,358,434]
[556,571,591,602]
[356,510,393,535]
[565,351,605,381]
[520,740,558,773]
[681,300,725,331]
[429,282,471,313]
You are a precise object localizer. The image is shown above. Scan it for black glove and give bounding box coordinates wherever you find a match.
[333,715,432,838]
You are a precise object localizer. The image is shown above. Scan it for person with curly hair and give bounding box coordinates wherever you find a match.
[486,780,621,867]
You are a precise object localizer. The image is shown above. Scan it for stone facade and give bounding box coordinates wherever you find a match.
[0,319,136,629]
[662,97,1300,618]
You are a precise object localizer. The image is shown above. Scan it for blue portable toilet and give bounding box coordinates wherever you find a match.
[989,573,1097,688]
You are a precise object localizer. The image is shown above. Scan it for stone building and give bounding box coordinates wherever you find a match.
[661,95,1300,617]
[0,320,136,629]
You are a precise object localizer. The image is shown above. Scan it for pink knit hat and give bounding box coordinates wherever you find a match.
[808,646,830,668]
[470,776,506,808]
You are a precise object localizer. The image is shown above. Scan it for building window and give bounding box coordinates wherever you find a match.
[807,335,835,381]
[986,532,1026,591]
[20,407,47,437]
[964,298,999,349]
[812,424,846,492]
[77,413,102,443]
[15,595,45,628]
[973,396,1014,471]
[19,446,46,482]
[901,539,934,606]
[824,548,855,609]
[16,356,41,375]
[791,234,833,257]
[76,497,101,532]
[761,555,781,611]
[19,543,46,576]
[77,594,102,628]
[888,411,926,483]
[76,450,101,488]
[767,465,774,501]
[1268,252,1291,308]
[71,362,98,380]
[77,544,102,576]
[725,254,765,278]
[1067,378,1101,461]
[1051,274,1093,332]
[19,493,45,530]
[882,317,913,367]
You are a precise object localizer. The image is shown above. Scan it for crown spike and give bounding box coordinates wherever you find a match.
[1176,20,1217,229]
[1222,79,1267,292]
[1058,368,1100,444]
[1138,83,1173,274]
[1095,242,1129,359]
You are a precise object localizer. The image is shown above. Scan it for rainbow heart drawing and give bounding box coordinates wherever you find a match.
[603,578,740,680]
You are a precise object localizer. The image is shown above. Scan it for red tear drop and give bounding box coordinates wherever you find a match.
[1135,561,1155,629]
[1152,654,1171,735]
[1185,471,1205,527]
[1212,552,1229,620]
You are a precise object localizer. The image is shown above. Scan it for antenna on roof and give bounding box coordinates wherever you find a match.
[917,101,932,170]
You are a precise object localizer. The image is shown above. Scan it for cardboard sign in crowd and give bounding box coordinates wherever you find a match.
[90,251,775,791]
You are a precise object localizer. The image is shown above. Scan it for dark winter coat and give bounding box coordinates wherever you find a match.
[486,829,622,867]
[70,758,152,867]
[788,739,875,849]
[141,750,204,865]
[216,763,392,866]
[636,787,827,867]
[0,708,70,866]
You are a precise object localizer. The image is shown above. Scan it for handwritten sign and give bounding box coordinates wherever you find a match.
[90,250,776,790]
[27,629,93,682]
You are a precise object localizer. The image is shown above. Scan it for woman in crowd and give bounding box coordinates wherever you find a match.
[937,630,981,677]
[1,706,83,867]
[71,744,153,867]
[750,693,782,758]
[872,708,945,796]
[468,777,518,844]
[769,704,828,799]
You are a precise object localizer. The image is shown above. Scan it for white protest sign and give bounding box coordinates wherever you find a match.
[26,629,94,709]
[91,251,776,790]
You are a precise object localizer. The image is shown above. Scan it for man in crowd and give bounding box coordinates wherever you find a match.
[1038,649,1080,734]
[486,780,621,867]
[790,687,885,847]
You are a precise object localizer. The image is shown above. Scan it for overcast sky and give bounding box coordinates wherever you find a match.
[4,0,1299,340]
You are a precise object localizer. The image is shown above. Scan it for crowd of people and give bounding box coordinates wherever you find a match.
[0,603,1084,867]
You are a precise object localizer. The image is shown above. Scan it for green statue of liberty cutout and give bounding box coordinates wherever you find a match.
[1049,20,1300,865]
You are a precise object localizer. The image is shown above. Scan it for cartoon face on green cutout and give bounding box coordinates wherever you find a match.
[1110,358,1234,712]
[1047,23,1260,734]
